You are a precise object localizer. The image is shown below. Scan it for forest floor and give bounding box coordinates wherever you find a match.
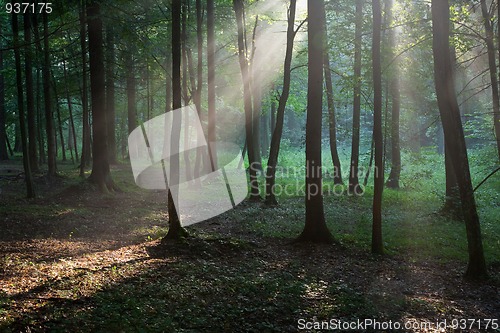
[0,161,499,332]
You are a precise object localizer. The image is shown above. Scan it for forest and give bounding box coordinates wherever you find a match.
[0,0,499,331]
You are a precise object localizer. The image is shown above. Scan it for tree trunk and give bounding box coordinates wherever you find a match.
[63,59,79,162]
[296,0,333,243]
[87,1,115,192]
[24,12,39,172]
[431,0,487,279]
[36,68,45,164]
[0,23,8,161]
[43,12,57,177]
[80,5,91,176]
[52,74,67,162]
[126,51,136,136]
[106,25,117,164]
[479,0,500,162]
[265,0,297,205]
[349,0,364,195]
[324,41,343,185]
[371,0,384,255]
[385,0,401,189]
[234,0,261,201]
[12,13,35,198]
[207,0,217,171]
[163,0,185,241]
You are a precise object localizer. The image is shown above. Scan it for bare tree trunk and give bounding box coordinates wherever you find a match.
[0,23,9,160]
[87,1,115,192]
[52,74,67,162]
[372,0,384,255]
[349,0,364,195]
[234,0,261,201]
[106,25,117,164]
[80,5,91,176]
[265,0,297,205]
[12,12,35,198]
[24,12,39,172]
[43,12,57,177]
[296,0,333,243]
[432,0,487,279]
[207,0,217,170]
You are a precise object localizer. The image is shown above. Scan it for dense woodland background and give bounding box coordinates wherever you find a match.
[0,0,499,331]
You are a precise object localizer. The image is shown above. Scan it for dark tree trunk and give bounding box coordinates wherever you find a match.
[36,68,45,164]
[265,0,297,205]
[431,0,487,279]
[0,23,8,161]
[163,0,184,241]
[43,12,57,177]
[87,1,115,192]
[63,59,79,162]
[106,26,117,164]
[126,51,136,135]
[207,0,217,170]
[24,12,39,172]
[52,74,67,162]
[234,0,261,201]
[296,0,333,243]
[261,112,269,156]
[250,17,262,173]
[12,13,35,198]
[372,0,384,255]
[324,41,343,185]
[479,0,500,161]
[385,0,401,189]
[80,6,91,176]
[349,0,364,195]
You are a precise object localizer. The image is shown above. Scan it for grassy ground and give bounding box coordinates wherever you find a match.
[0,149,499,332]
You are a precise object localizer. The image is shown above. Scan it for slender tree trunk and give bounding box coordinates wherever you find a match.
[87,1,115,192]
[43,12,57,177]
[324,43,343,185]
[432,0,487,279]
[52,74,67,162]
[296,0,333,243]
[24,12,39,172]
[80,5,91,175]
[36,68,45,164]
[250,16,262,173]
[261,112,269,156]
[63,59,79,162]
[163,0,184,241]
[106,25,117,164]
[385,0,401,189]
[479,0,500,161]
[372,0,384,255]
[0,23,8,161]
[12,13,35,198]
[207,0,217,170]
[265,0,297,205]
[234,0,260,201]
[126,51,137,136]
[349,0,364,195]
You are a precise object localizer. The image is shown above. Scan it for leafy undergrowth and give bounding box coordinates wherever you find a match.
[0,162,499,332]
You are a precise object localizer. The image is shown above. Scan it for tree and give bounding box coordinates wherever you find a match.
[233,0,261,201]
[24,11,38,173]
[43,12,56,178]
[265,0,298,205]
[324,31,343,185]
[431,0,487,279]
[0,22,8,161]
[126,48,137,136]
[207,0,217,171]
[348,0,364,195]
[106,25,117,164]
[296,0,333,244]
[479,0,500,162]
[12,12,35,198]
[87,1,115,192]
[371,0,384,255]
[80,4,91,176]
[385,0,401,189]
[163,0,184,241]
